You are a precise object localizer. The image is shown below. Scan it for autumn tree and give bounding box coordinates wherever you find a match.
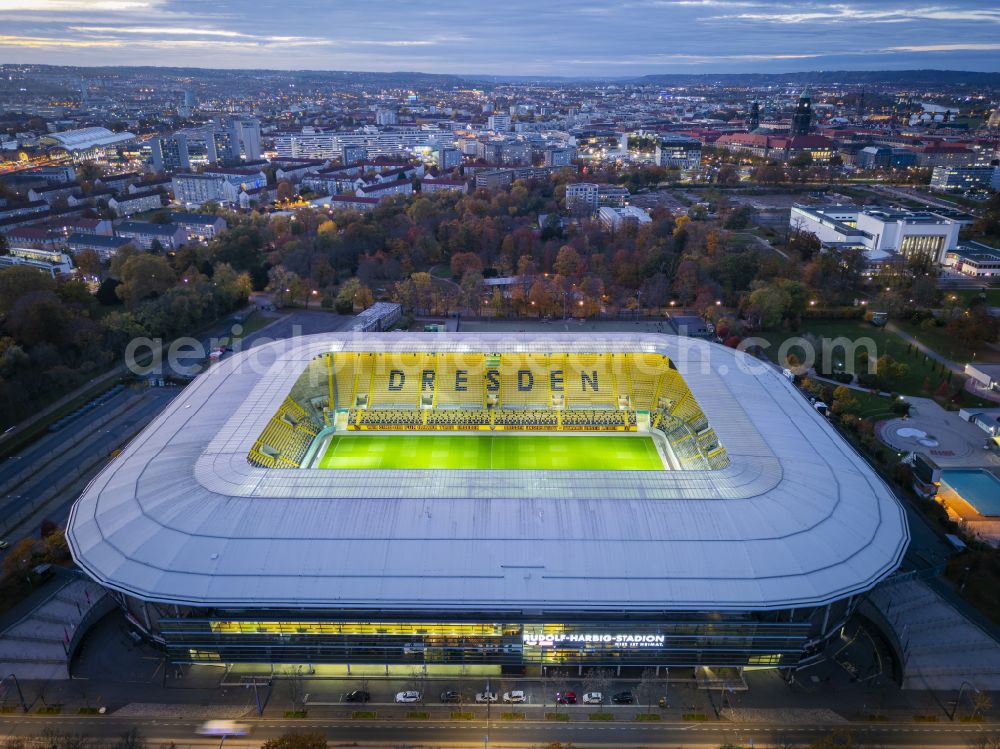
[115,254,176,310]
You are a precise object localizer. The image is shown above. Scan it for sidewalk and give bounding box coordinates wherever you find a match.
[886,322,963,373]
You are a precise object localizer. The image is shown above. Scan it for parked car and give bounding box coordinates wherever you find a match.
[555,691,577,704]
[343,690,369,703]
[440,690,462,703]
[582,692,603,704]
[611,691,634,704]
[394,691,421,703]
[502,690,525,703]
[475,691,498,703]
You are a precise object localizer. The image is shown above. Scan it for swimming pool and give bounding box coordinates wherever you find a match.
[941,469,1000,517]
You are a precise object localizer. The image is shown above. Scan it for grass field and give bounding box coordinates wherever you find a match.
[318,434,666,471]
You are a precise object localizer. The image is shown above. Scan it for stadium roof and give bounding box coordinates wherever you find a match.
[41,127,135,152]
[67,333,908,613]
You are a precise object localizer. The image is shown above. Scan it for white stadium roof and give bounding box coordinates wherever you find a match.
[67,333,908,613]
[41,127,135,152]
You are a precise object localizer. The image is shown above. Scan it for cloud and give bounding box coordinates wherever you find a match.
[886,42,1000,52]
[707,4,1000,24]
[0,0,156,9]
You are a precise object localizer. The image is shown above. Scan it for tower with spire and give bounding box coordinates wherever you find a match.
[791,89,812,135]
[748,101,760,131]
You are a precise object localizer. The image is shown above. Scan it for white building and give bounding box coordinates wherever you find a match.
[598,205,652,230]
[930,166,1000,193]
[565,183,599,213]
[0,246,74,277]
[790,204,962,266]
[171,173,237,207]
[488,114,511,132]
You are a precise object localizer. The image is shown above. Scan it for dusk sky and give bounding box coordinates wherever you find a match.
[0,0,998,75]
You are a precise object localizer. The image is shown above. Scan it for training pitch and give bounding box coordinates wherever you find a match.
[317,433,666,471]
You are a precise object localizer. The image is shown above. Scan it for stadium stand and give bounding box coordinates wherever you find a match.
[494,409,558,428]
[249,396,321,468]
[252,351,725,467]
[564,353,616,409]
[436,354,487,409]
[500,353,551,409]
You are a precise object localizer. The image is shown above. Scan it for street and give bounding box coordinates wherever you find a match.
[3,711,1000,748]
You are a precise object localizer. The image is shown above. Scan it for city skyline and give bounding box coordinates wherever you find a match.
[0,0,999,75]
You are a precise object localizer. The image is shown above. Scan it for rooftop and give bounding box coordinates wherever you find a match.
[67,333,909,614]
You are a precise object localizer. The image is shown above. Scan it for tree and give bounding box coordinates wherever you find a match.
[74,249,103,278]
[554,245,585,279]
[276,181,295,203]
[582,668,612,711]
[634,668,662,711]
[547,668,571,712]
[116,254,176,310]
[260,734,327,749]
[450,251,483,278]
[1,537,39,579]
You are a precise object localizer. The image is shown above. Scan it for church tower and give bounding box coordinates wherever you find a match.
[748,101,760,131]
[791,89,812,135]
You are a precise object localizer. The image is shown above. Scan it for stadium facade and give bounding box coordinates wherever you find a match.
[67,333,908,676]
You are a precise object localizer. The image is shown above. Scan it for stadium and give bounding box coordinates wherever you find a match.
[67,332,909,677]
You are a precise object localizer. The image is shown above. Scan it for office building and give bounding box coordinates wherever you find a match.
[598,205,652,230]
[930,166,1000,193]
[488,114,511,132]
[654,138,702,170]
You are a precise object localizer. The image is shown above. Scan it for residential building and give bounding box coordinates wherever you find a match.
[375,109,399,126]
[116,221,187,250]
[421,178,469,194]
[151,134,190,172]
[543,147,575,167]
[230,118,262,161]
[357,180,413,200]
[239,185,277,209]
[67,232,132,259]
[169,212,227,241]
[436,147,463,170]
[342,145,367,165]
[201,167,267,192]
[109,190,164,217]
[172,173,236,207]
[309,194,380,212]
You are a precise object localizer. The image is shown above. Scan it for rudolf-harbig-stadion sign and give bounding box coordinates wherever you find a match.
[523,632,666,648]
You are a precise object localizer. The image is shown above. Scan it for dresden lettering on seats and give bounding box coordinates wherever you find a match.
[383,369,602,392]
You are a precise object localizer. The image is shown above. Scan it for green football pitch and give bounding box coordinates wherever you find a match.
[317,433,666,471]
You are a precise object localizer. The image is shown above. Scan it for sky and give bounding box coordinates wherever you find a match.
[0,0,998,76]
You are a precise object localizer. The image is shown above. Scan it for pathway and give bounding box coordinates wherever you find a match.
[886,322,962,373]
